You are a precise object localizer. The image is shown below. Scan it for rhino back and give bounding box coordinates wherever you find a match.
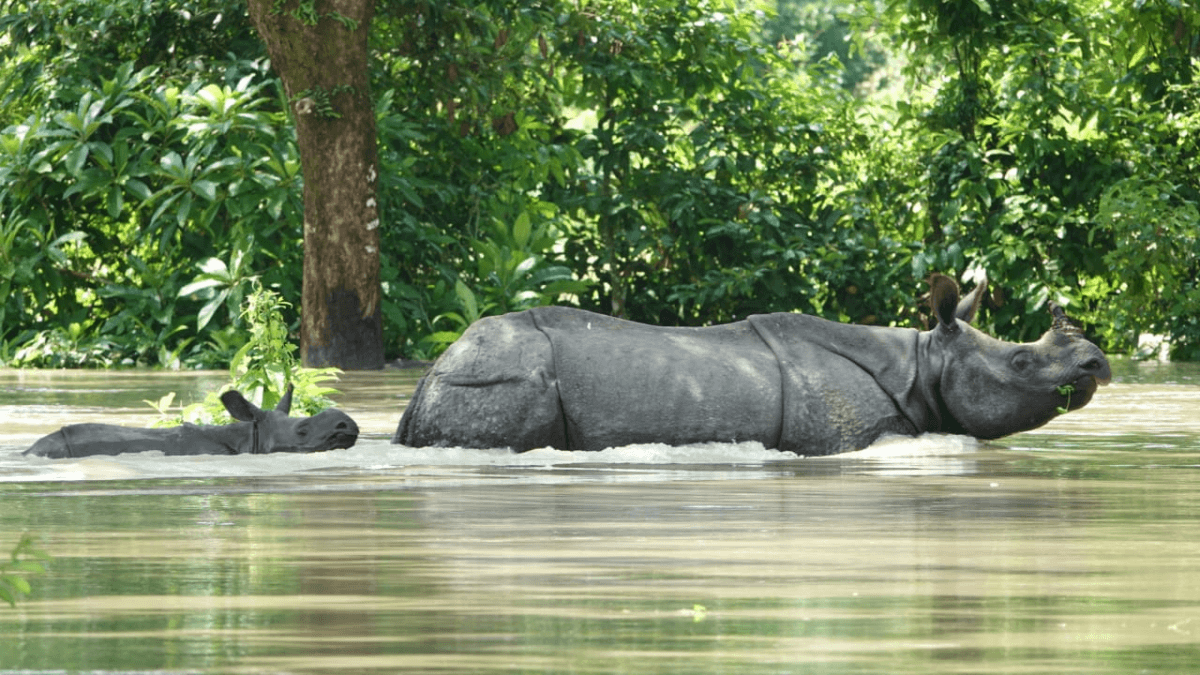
[532,307,783,451]
[25,424,180,458]
[23,423,246,458]
[394,310,567,449]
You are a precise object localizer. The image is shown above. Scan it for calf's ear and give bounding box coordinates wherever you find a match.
[275,384,295,415]
[929,274,961,331]
[221,390,262,422]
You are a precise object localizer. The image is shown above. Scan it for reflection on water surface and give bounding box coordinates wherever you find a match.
[1,360,1199,674]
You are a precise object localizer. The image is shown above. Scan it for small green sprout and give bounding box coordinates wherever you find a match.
[1055,384,1075,414]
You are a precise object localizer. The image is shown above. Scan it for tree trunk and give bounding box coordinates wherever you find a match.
[246,0,384,369]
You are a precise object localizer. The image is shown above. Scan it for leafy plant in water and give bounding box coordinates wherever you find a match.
[151,285,341,426]
[1,535,50,608]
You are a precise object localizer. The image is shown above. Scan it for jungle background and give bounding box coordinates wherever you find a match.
[0,0,1196,368]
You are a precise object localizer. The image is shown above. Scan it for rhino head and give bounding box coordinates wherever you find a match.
[929,275,1112,439]
[221,385,359,453]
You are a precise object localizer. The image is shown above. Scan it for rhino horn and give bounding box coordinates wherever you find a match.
[1048,301,1085,337]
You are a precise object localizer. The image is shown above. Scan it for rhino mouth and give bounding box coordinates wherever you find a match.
[304,431,358,452]
[1060,374,1102,411]
[327,431,358,450]
[278,432,358,454]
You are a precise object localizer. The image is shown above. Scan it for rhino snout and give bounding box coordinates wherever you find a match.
[326,418,359,450]
[1079,355,1112,386]
[1060,354,1111,412]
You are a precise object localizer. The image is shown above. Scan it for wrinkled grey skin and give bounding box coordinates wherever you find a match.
[25,386,359,458]
[393,276,1112,455]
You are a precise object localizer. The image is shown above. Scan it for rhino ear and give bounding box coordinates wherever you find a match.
[955,276,987,324]
[221,389,262,422]
[275,384,295,415]
[929,274,961,331]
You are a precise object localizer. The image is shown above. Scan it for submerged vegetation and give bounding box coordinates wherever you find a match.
[1,535,49,608]
[148,286,341,426]
[0,0,1196,364]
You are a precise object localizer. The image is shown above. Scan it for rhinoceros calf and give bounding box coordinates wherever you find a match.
[25,386,359,458]
[393,275,1111,455]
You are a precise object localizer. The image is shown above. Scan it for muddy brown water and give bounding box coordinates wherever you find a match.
[1,360,1198,674]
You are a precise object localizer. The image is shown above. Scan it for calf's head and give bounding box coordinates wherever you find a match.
[221,385,359,453]
[929,275,1111,439]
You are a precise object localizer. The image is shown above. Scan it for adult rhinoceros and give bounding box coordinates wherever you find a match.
[393,275,1111,455]
[25,385,359,458]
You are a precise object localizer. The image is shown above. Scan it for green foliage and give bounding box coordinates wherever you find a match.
[1,535,50,608]
[0,1,298,367]
[2,0,1199,364]
[151,286,340,426]
[758,0,895,93]
[178,244,261,334]
[867,0,1200,348]
[7,323,120,369]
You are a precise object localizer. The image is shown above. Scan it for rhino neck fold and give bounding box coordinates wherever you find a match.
[912,331,949,433]
[831,325,945,434]
[748,315,943,439]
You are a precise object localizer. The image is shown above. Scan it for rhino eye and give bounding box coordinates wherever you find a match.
[1009,349,1035,373]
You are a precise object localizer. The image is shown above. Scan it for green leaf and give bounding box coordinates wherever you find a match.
[65,144,89,175]
[5,576,30,594]
[106,188,123,218]
[125,179,152,201]
[423,331,464,344]
[160,150,185,174]
[49,231,88,248]
[178,277,225,297]
[144,392,176,414]
[12,559,47,573]
[176,192,193,228]
[229,340,254,378]
[63,169,109,198]
[542,279,591,296]
[513,211,532,248]
[192,180,218,202]
[89,141,113,166]
[513,255,538,277]
[196,289,230,331]
[455,279,479,323]
[198,257,230,276]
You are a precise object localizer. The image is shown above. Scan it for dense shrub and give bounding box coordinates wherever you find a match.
[1,0,1197,365]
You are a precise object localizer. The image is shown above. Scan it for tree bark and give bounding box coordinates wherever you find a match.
[246,0,384,369]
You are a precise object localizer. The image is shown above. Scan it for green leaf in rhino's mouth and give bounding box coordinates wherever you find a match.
[1055,384,1076,414]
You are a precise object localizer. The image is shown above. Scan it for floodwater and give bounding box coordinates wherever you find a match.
[1,360,1198,674]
